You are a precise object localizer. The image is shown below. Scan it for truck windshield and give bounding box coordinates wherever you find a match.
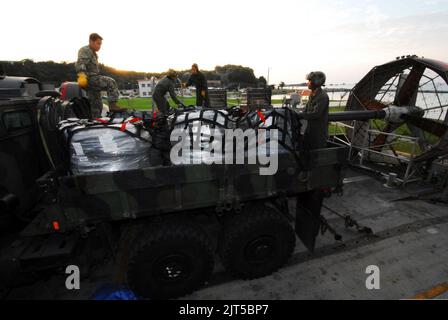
[3,110,32,131]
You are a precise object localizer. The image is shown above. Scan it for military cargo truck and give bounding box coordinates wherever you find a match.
[0,73,349,298]
[3,56,447,300]
[2,69,428,299]
[12,147,348,299]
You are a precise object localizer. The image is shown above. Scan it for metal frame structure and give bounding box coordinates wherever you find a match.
[331,56,448,185]
[330,121,422,184]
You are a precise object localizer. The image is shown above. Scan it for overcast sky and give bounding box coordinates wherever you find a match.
[2,0,448,84]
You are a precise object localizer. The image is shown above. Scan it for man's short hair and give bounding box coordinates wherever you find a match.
[89,33,103,42]
[192,63,198,69]
[167,69,178,78]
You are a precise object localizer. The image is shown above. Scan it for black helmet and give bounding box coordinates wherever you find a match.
[306,71,326,88]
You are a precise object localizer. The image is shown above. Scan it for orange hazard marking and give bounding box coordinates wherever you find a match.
[257,110,266,123]
[410,282,448,300]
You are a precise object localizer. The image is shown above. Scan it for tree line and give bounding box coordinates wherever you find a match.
[0,59,267,90]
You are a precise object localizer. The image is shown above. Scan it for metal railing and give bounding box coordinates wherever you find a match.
[330,121,422,184]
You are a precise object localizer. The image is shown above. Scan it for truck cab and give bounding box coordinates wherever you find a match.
[0,74,50,226]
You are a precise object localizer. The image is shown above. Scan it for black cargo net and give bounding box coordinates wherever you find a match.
[38,95,305,173]
[167,107,301,155]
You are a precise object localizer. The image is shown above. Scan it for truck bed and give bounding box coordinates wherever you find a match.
[25,144,348,234]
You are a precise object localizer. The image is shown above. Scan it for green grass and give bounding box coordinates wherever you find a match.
[116,97,284,110]
[329,107,346,112]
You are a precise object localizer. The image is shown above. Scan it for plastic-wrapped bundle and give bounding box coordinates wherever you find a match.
[59,118,152,174]
[167,108,296,164]
[245,129,289,161]
[168,109,230,164]
[239,108,295,152]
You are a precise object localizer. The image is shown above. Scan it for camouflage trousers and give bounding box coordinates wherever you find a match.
[87,75,119,118]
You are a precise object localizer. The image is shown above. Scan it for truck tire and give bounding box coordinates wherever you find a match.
[126,222,214,299]
[219,204,295,279]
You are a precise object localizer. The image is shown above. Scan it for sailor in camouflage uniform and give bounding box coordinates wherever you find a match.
[75,33,123,117]
[301,71,329,150]
[152,70,185,115]
[185,63,209,107]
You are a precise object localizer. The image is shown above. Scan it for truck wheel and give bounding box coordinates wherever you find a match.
[219,204,295,279]
[126,222,214,299]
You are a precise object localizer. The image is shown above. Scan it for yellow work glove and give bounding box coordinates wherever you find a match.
[201,90,206,97]
[77,72,88,89]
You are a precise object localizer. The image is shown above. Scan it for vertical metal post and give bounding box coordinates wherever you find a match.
[348,121,355,163]
[360,122,370,167]
[404,137,418,183]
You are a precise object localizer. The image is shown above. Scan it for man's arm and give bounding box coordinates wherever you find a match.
[168,83,181,105]
[301,94,329,120]
[75,47,90,74]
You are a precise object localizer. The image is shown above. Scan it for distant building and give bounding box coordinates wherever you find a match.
[121,89,137,96]
[138,77,157,97]
[119,89,138,99]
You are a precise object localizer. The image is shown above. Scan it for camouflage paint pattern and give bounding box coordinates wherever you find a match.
[87,75,119,118]
[33,145,347,234]
[75,46,100,78]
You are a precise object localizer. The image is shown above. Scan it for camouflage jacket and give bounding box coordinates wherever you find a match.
[153,76,181,105]
[75,45,100,77]
[187,71,207,90]
[302,87,329,149]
